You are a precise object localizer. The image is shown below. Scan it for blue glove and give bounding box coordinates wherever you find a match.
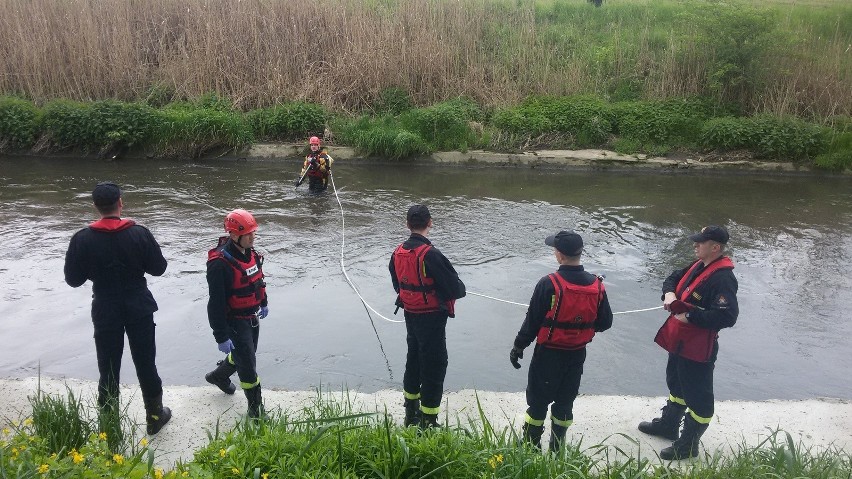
[258,306,269,320]
[218,339,234,354]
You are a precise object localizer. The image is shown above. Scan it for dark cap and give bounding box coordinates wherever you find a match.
[92,182,121,206]
[688,225,729,244]
[406,204,431,229]
[545,230,584,256]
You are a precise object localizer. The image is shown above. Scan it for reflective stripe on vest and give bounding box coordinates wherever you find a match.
[654,257,735,362]
[536,273,603,350]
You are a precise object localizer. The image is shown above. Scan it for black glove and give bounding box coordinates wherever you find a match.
[294,178,302,187]
[509,347,523,369]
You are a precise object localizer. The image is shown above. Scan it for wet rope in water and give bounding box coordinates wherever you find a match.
[329,174,661,320]
[329,172,395,380]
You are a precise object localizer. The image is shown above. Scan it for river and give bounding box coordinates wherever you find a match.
[1,156,850,401]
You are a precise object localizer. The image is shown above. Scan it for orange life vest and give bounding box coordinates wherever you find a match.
[654,257,735,362]
[393,243,455,315]
[536,273,604,350]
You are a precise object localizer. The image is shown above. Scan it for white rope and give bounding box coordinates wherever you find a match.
[330,173,404,323]
[329,174,660,320]
[468,290,662,315]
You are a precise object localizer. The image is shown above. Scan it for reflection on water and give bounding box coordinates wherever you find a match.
[1,157,850,400]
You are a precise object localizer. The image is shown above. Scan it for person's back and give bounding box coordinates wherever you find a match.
[63,182,171,435]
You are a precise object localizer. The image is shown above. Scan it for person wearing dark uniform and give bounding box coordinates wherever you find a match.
[389,204,466,429]
[638,225,738,460]
[509,230,613,451]
[296,136,334,192]
[64,182,171,435]
[203,209,269,418]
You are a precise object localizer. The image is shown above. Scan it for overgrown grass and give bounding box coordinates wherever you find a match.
[0,0,848,120]
[2,385,851,478]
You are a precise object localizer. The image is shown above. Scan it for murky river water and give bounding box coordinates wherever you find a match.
[1,156,850,401]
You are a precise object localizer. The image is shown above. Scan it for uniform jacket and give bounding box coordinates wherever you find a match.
[389,233,466,318]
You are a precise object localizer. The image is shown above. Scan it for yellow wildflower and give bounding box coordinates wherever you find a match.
[219,448,227,458]
[182,472,189,477]
[11,447,19,459]
[72,451,84,464]
[154,468,164,479]
[231,467,240,474]
[112,453,124,465]
[68,448,77,456]
[49,453,57,460]
[2,427,10,435]
[23,418,33,426]
[262,473,269,479]
[19,445,26,451]
[488,453,504,469]
[98,432,108,441]
[139,437,148,447]
[38,464,49,473]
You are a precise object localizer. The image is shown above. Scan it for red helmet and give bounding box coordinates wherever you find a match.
[224,209,258,235]
[309,136,321,145]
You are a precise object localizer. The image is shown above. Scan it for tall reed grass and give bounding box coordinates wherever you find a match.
[0,0,849,119]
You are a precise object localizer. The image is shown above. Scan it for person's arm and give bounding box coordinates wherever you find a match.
[388,253,400,293]
[141,227,167,277]
[206,259,231,343]
[64,231,88,287]
[684,270,738,331]
[594,288,614,332]
[424,248,465,301]
[513,276,552,350]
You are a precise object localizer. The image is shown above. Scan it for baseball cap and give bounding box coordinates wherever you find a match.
[92,182,121,206]
[406,204,431,228]
[688,225,729,244]
[545,230,584,256]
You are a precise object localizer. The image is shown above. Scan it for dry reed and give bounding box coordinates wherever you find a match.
[0,0,848,118]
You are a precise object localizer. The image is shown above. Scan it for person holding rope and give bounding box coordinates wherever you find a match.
[638,225,738,460]
[509,230,613,451]
[389,204,466,429]
[203,209,269,418]
[63,182,172,435]
[295,136,334,192]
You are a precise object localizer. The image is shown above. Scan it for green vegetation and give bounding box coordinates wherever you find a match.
[3,386,851,478]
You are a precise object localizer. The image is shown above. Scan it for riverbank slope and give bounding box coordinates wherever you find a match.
[2,377,849,469]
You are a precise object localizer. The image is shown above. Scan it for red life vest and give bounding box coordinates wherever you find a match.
[654,257,735,362]
[305,152,331,178]
[393,243,455,315]
[207,238,266,319]
[89,217,135,232]
[536,273,604,350]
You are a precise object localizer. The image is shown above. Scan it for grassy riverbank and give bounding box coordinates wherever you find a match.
[1,0,849,119]
[3,383,851,478]
[1,0,850,168]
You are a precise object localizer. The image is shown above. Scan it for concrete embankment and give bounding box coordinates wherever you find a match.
[2,377,850,469]
[244,143,824,173]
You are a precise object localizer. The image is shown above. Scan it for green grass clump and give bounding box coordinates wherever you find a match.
[0,96,41,151]
[246,102,326,141]
[701,114,828,160]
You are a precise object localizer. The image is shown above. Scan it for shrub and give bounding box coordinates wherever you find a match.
[338,115,431,159]
[0,96,40,150]
[41,99,93,150]
[400,98,482,151]
[373,87,413,115]
[611,97,714,146]
[87,100,162,151]
[700,117,752,150]
[159,107,253,158]
[247,102,326,141]
[750,115,827,160]
[492,95,612,145]
[813,131,852,171]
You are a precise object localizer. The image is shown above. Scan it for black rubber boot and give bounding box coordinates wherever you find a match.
[660,414,708,460]
[548,423,569,452]
[521,423,544,449]
[205,359,237,395]
[419,412,440,430]
[143,395,172,435]
[403,399,420,427]
[638,400,686,441]
[244,386,264,419]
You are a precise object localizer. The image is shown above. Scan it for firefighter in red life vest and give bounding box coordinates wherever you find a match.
[204,209,269,418]
[638,225,738,460]
[509,230,613,451]
[64,182,171,435]
[296,136,334,191]
[389,204,466,429]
